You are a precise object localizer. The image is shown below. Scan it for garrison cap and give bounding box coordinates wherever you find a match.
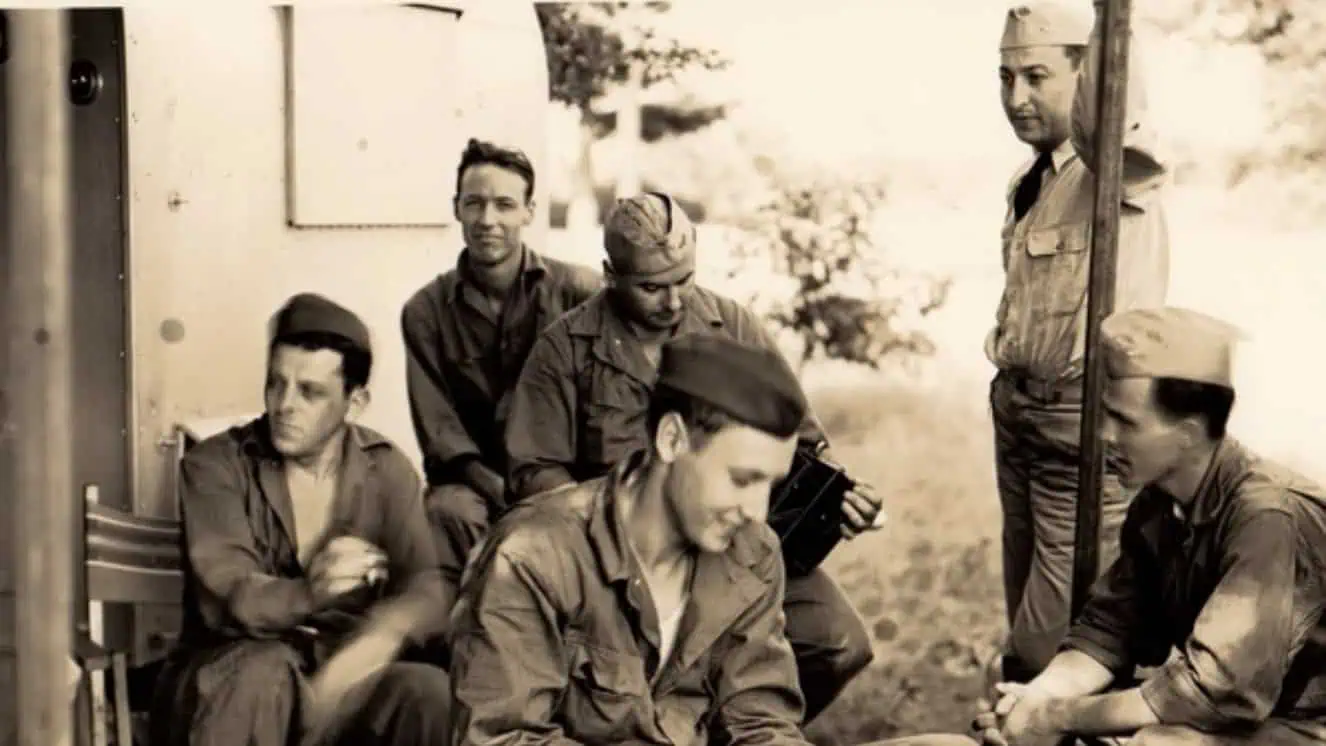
[1101,307,1243,388]
[1000,0,1091,50]
[656,334,807,439]
[269,292,373,356]
[603,192,698,277]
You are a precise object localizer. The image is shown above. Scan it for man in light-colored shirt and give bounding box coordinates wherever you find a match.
[986,0,1170,678]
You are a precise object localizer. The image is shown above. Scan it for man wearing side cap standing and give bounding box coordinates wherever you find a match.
[151,293,452,746]
[987,0,1171,679]
[452,335,974,746]
[502,192,883,722]
[401,139,601,625]
[973,307,1326,746]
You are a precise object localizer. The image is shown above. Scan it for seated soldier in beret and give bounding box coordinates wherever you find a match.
[502,191,882,721]
[150,293,451,746]
[449,334,976,746]
[974,307,1326,746]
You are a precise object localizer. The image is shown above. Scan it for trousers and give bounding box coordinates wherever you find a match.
[990,372,1134,674]
[149,638,452,746]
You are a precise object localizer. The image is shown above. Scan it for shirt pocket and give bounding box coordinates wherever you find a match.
[564,643,645,740]
[581,373,649,468]
[1023,222,1091,317]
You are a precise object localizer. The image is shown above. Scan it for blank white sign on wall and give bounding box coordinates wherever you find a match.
[285,4,465,228]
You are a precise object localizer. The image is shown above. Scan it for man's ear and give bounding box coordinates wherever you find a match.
[653,411,691,464]
[347,387,371,423]
[522,198,537,227]
[452,196,462,224]
[1177,415,1206,451]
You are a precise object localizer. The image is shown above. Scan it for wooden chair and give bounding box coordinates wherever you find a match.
[75,486,184,746]
[72,411,259,746]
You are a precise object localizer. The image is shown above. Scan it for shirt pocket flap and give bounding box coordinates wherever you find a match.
[1026,225,1089,257]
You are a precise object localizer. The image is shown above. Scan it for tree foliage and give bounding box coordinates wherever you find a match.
[535,2,730,138]
[728,177,953,371]
[1152,0,1326,166]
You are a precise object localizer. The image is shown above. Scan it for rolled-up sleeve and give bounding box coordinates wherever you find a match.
[447,537,585,746]
[504,328,579,500]
[364,450,447,645]
[1070,14,1167,196]
[711,541,815,746]
[402,298,482,471]
[179,441,315,635]
[1138,507,1298,730]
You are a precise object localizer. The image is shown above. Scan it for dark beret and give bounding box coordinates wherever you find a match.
[270,292,372,356]
[656,333,807,439]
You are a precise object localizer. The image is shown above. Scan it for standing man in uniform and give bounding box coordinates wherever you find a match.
[987,0,1170,678]
[451,334,974,746]
[502,192,882,722]
[973,306,1326,746]
[401,139,600,619]
[151,293,451,746]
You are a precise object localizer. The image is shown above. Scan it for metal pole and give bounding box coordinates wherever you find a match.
[6,10,76,746]
[1072,0,1131,619]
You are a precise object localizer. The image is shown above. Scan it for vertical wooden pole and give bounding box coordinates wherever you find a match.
[1072,0,1131,618]
[5,10,76,746]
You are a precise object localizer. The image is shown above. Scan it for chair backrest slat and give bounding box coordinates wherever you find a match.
[83,502,184,606]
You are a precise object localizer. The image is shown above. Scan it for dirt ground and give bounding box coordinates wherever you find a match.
[799,380,1004,745]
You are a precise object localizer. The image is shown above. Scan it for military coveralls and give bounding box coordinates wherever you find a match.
[150,418,451,746]
[1063,437,1326,745]
[502,286,873,722]
[448,455,974,746]
[401,247,600,597]
[987,22,1170,674]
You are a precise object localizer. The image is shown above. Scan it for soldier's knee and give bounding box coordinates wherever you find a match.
[833,612,875,677]
[228,640,304,685]
[785,572,874,680]
[425,484,489,528]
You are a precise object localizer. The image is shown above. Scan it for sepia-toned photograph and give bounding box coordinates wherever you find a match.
[2,1,1324,745]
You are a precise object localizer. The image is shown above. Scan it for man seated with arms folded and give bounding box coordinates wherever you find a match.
[151,293,451,746]
[447,333,977,746]
[973,307,1326,746]
[502,192,882,722]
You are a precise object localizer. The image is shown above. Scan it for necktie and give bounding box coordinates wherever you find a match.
[1012,151,1054,222]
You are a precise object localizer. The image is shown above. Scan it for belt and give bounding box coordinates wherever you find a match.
[1001,370,1083,405]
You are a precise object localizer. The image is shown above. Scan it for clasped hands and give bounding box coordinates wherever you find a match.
[302,536,405,740]
[973,682,1066,746]
[306,535,389,608]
